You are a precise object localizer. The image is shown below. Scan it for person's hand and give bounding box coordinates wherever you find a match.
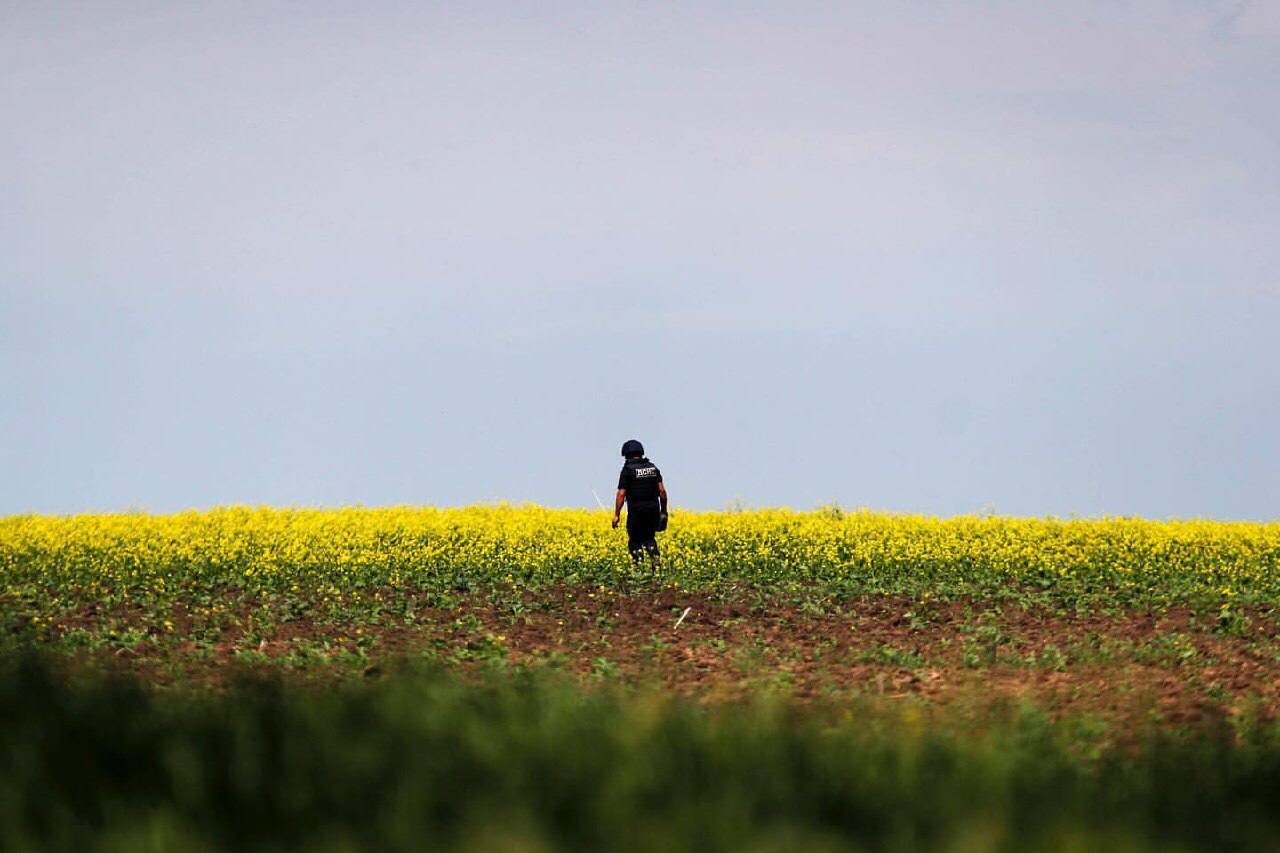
[611,514,620,529]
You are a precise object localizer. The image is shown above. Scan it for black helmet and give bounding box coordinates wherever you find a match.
[621,439,644,458]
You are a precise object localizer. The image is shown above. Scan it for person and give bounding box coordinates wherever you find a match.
[612,439,668,566]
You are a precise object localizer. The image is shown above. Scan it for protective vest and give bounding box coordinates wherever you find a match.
[618,457,662,507]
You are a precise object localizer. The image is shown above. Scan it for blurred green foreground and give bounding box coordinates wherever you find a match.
[3,658,1280,852]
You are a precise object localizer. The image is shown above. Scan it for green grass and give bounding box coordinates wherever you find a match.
[4,655,1280,852]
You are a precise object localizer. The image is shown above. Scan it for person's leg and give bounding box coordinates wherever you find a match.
[626,516,646,564]
[635,509,660,569]
[644,537,660,569]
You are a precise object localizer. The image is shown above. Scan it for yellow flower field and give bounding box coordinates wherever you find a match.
[3,505,1279,606]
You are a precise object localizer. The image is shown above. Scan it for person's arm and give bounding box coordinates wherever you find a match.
[612,489,626,529]
[613,466,631,529]
[658,482,668,515]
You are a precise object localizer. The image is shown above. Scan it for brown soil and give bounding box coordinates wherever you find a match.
[47,586,1280,728]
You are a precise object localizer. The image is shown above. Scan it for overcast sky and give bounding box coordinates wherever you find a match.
[3,1,1278,518]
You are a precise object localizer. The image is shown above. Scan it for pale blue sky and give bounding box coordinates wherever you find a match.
[3,1,1278,518]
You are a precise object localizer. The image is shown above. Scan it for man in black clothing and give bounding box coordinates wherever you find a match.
[612,439,668,565]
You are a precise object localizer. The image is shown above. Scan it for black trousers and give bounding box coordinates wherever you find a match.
[625,506,661,562]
